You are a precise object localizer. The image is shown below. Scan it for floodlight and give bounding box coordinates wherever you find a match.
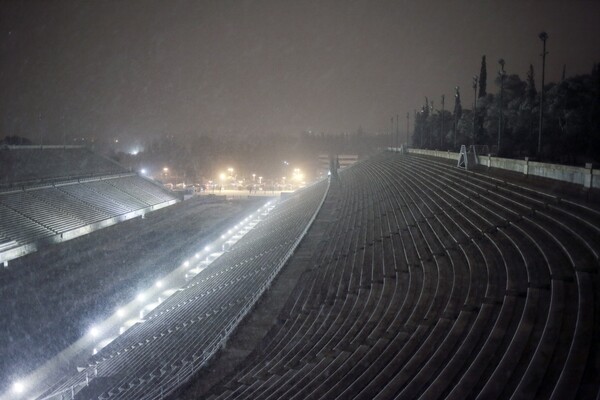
[12,380,24,394]
[89,326,100,337]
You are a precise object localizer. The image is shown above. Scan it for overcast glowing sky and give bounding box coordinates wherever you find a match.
[1,0,599,142]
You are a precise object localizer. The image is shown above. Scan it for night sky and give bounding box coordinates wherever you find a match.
[1,0,599,144]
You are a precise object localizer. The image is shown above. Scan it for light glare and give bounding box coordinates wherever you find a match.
[89,326,99,337]
[12,380,24,394]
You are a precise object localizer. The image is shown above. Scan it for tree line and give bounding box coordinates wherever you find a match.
[412,56,600,164]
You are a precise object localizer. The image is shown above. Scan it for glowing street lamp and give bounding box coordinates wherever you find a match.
[292,168,304,182]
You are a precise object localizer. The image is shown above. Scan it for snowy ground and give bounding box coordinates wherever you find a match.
[0,195,267,394]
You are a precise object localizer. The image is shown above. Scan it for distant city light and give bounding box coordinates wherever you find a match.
[116,308,125,317]
[137,293,145,302]
[195,253,200,259]
[184,261,190,267]
[140,168,147,175]
[204,246,210,251]
[155,280,162,288]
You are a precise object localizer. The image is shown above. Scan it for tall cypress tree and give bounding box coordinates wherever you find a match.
[478,55,487,98]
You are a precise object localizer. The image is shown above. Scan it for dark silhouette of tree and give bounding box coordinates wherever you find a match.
[521,64,538,154]
[416,57,600,162]
[478,56,487,98]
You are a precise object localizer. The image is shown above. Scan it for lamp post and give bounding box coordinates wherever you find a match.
[390,117,394,151]
[406,112,410,147]
[453,87,459,149]
[440,95,445,149]
[419,108,424,148]
[538,32,548,157]
[472,75,478,145]
[429,100,434,148]
[498,59,506,155]
[396,114,399,150]
[39,113,43,149]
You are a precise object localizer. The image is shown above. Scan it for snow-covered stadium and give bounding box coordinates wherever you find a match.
[1,146,599,400]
